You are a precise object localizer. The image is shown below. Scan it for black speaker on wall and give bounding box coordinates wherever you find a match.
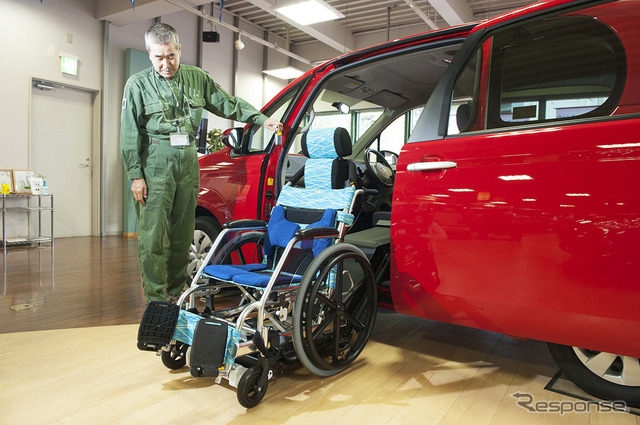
[202,31,220,42]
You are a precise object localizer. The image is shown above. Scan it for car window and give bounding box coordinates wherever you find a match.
[448,10,626,134]
[285,42,463,159]
[312,112,352,133]
[369,106,425,154]
[449,49,482,135]
[244,78,308,153]
[489,15,625,128]
[357,110,384,139]
[286,89,382,156]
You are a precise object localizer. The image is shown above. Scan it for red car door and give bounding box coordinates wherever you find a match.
[391,0,640,357]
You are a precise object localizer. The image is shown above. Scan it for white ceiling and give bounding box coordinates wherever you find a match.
[98,0,535,53]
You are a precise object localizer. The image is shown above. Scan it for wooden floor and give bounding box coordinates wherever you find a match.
[1,237,637,425]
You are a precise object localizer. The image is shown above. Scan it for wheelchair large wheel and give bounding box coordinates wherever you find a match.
[293,243,377,377]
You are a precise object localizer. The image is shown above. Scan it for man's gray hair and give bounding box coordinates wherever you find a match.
[145,23,180,51]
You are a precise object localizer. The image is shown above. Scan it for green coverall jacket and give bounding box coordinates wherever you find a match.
[120,64,268,301]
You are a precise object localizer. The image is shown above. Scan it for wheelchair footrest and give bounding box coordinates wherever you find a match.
[189,318,229,378]
[137,301,180,351]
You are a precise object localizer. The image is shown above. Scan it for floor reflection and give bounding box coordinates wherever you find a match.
[1,236,145,333]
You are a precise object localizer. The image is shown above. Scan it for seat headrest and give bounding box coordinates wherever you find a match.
[456,103,472,133]
[302,127,352,159]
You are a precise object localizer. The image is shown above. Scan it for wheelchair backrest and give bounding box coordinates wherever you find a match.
[264,127,358,266]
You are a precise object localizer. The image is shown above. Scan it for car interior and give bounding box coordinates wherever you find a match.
[286,45,464,201]
[277,42,464,292]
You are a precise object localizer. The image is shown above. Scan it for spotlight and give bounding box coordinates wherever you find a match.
[234,34,245,50]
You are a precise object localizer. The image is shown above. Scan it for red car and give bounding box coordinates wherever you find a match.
[192,0,640,406]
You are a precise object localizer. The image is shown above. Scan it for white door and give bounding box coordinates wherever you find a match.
[30,82,94,237]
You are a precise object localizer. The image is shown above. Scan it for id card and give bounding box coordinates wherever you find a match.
[170,132,189,147]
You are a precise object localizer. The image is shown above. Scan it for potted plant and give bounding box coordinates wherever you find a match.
[206,128,224,153]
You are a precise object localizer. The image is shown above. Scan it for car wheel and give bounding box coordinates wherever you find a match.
[189,216,221,282]
[548,342,640,407]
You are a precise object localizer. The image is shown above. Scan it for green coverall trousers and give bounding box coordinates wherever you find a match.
[134,141,199,302]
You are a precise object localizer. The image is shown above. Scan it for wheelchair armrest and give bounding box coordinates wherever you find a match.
[223,219,267,230]
[295,227,339,240]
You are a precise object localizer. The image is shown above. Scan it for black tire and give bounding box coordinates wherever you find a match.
[293,243,377,377]
[161,341,188,369]
[548,342,640,407]
[237,366,268,408]
[189,216,222,282]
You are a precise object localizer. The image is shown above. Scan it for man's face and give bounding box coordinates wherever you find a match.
[148,42,181,79]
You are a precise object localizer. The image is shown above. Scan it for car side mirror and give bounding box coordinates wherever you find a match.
[222,127,243,153]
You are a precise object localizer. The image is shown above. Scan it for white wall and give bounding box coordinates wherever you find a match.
[201,16,236,131]
[354,23,432,50]
[0,0,103,170]
[295,42,342,65]
[235,20,268,127]
[105,19,151,236]
[295,22,434,64]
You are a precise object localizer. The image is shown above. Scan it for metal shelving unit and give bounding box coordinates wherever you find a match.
[1,194,54,255]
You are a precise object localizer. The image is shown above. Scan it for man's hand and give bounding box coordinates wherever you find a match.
[131,178,147,205]
[263,118,283,134]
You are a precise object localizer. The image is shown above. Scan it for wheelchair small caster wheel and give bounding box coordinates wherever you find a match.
[237,365,268,408]
[161,342,188,369]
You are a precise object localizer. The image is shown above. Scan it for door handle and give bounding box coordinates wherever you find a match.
[407,161,457,172]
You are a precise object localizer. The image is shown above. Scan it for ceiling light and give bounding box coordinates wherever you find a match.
[263,66,305,80]
[273,0,344,26]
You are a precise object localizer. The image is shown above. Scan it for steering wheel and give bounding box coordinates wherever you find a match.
[364,148,395,187]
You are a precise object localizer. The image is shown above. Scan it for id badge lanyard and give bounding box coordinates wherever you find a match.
[152,72,191,146]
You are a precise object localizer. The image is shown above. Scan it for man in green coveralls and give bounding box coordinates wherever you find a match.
[120,23,282,302]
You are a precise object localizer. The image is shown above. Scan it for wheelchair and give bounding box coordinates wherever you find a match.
[137,127,378,408]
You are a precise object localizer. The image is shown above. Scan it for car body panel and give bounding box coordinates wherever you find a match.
[391,117,640,357]
[391,0,640,357]
[198,148,269,224]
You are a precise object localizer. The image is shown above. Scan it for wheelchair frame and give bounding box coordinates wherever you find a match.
[139,187,379,408]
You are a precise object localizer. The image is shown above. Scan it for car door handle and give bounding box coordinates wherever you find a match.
[407,161,457,171]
